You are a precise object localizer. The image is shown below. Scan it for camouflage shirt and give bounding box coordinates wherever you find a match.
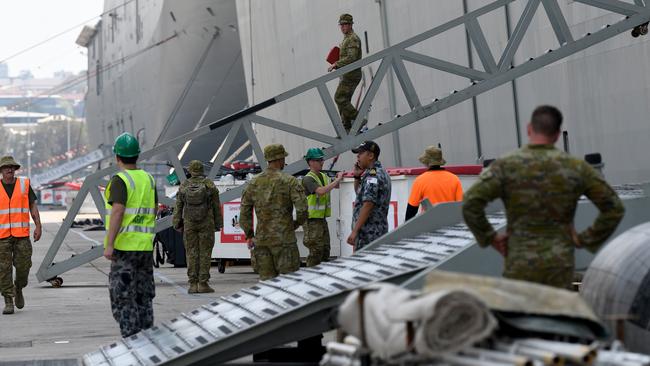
[463,144,624,279]
[240,167,308,247]
[173,176,222,231]
[336,31,362,79]
[353,161,392,249]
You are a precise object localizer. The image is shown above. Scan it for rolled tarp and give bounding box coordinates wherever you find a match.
[337,283,497,360]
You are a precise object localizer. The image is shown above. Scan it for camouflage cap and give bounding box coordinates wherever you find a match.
[339,13,354,25]
[188,160,204,176]
[0,156,20,170]
[264,144,289,162]
[419,146,446,166]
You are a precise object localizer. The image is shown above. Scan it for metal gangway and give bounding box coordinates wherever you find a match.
[37,0,650,287]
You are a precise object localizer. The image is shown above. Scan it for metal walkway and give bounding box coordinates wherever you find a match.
[82,186,650,366]
[37,0,650,284]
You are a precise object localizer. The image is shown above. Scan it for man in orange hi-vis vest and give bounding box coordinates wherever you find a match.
[0,156,42,315]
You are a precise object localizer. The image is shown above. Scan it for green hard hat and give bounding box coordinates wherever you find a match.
[339,13,354,25]
[263,144,289,162]
[113,132,141,158]
[304,148,325,161]
[188,160,204,176]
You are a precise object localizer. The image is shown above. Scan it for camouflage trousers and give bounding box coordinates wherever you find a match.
[504,238,576,290]
[303,219,330,267]
[109,250,155,338]
[335,73,362,132]
[504,266,574,290]
[0,236,32,298]
[183,228,215,284]
[254,243,300,281]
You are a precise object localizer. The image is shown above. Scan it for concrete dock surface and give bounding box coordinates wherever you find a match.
[0,208,260,364]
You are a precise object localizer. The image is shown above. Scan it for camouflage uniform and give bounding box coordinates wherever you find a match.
[240,144,308,280]
[173,161,222,290]
[109,250,155,338]
[462,144,625,289]
[353,161,392,250]
[334,14,362,132]
[0,237,32,298]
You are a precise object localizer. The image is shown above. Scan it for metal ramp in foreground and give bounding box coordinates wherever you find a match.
[82,187,650,366]
[38,0,650,283]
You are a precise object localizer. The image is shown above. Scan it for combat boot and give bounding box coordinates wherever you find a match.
[198,282,215,293]
[14,287,24,309]
[3,297,14,315]
[188,283,198,294]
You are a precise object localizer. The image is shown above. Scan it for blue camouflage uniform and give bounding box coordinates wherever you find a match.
[352,161,391,250]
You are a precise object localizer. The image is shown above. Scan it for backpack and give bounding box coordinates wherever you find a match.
[182,180,209,222]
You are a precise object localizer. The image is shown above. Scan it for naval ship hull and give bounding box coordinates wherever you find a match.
[84,0,248,164]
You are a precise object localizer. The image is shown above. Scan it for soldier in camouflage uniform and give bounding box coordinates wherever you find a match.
[0,156,42,315]
[240,144,308,281]
[173,160,222,294]
[328,13,363,133]
[347,141,392,250]
[463,106,625,289]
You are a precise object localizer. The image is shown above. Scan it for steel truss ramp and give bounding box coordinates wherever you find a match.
[82,188,650,366]
[38,0,650,283]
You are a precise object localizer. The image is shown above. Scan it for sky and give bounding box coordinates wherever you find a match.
[0,0,104,78]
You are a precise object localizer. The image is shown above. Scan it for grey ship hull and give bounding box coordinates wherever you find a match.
[85,0,248,164]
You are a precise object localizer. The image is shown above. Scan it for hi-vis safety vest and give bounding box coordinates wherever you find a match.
[0,177,31,238]
[104,169,156,251]
[306,171,331,219]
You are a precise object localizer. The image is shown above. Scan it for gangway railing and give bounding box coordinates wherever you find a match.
[37,0,650,284]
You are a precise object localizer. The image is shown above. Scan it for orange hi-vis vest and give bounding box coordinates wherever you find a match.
[0,177,31,238]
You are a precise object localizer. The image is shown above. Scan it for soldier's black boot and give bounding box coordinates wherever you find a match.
[14,287,24,309]
[3,296,14,315]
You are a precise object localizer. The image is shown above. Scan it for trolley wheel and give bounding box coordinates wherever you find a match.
[218,260,226,274]
[48,277,63,288]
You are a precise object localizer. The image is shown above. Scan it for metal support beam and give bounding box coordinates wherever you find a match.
[317,84,347,138]
[498,0,540,70]
[166,148,187,184]
[207,121,242,180]
[392,56,422,109]
[466,18,498,73]
[542,0,574,45]
[401,49,490,81]
[240,120,267,170]
[350,56,391,135]
[250,115,339,146]
[88,186,107,223]
[573,0,646,16]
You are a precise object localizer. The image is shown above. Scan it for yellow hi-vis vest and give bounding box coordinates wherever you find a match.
[306,171,331,219]
[104,169,156,251]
